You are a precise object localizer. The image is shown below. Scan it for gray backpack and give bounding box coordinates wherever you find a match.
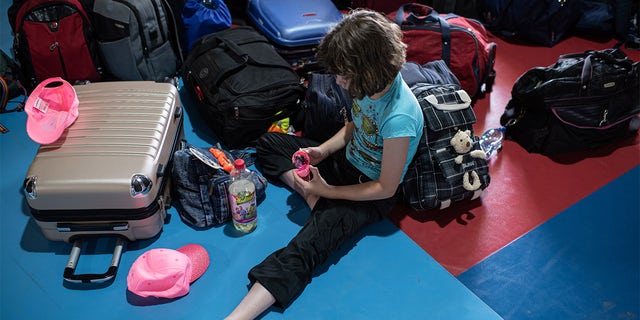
[92,0,182,81]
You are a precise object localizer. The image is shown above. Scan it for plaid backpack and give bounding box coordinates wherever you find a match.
[401,83,490,211]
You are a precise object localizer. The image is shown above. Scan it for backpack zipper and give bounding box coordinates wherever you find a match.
[150,0,168,43]
[49,41,69,79]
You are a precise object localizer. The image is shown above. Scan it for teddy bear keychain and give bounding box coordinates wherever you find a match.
[450,129,487,191]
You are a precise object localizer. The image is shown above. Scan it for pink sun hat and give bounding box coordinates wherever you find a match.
[127,244,210,299]
[24,77,79,145]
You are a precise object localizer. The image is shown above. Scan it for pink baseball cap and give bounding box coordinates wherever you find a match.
[24,77,79,144]
[127,244,210,299]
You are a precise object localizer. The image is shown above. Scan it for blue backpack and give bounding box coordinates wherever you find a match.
[182,0,232,54]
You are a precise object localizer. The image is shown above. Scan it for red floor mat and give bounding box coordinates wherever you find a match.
[389,36,640,276]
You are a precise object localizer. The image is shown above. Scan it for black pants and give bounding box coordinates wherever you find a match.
[251,133,398,308]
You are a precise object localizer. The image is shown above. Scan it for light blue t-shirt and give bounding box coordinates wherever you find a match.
[346,73,423,181]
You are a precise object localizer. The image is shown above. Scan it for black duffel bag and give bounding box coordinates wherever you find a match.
[182,26,304,148]
[500,48,640,155]
[479,0,581,47]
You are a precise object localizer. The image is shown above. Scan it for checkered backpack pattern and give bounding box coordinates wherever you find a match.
[401,83,490,211]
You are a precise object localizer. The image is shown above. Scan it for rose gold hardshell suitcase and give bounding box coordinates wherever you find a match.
[23,81,183,283]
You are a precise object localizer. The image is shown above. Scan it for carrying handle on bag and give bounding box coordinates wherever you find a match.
[63,237,126,284]
[206,35,296,89]
[393,3,440,25]
[579,50,634,90]
[425,90,471,111]
[211,36,249,64]
[393,3,452,66]
[208,36,250,88]
[184,33,249,97]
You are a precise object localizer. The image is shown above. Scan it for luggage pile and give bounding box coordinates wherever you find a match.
[8,0,185,91]
[10,0,639,286]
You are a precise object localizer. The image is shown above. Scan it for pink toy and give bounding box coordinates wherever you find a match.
[292,150,311,180]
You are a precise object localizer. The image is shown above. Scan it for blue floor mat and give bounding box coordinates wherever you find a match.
[458,166,640,320]
[0,95,501,320]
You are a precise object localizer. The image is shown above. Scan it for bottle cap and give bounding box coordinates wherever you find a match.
[233,159,245,170]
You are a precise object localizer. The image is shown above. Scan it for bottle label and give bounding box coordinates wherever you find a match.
[230,190,257,224]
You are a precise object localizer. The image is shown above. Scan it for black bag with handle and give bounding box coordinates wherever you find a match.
[479,0,582,47]
[182,26,304,148]
[500,48,640,155]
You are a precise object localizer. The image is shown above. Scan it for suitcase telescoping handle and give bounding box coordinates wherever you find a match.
[63,237,126,284]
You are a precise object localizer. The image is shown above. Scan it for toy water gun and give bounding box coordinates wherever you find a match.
[291,150,311,181]
[209,147,234,173]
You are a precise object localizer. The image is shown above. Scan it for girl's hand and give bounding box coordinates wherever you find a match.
[299,147,325,166]
[293,166,329,197]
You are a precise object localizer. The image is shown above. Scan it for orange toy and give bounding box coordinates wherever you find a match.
[209,148,234,173]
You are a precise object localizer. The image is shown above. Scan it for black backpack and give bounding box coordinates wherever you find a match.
[182,26,304,148]
[478,0,582,47]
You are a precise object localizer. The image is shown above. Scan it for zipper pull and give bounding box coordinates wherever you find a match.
[599,109,609,126]
[50,42,59,51]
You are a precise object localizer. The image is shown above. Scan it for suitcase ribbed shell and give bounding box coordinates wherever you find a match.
[24,81,183,242]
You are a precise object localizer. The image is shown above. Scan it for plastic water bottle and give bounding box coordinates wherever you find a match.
[479,126,506,159]
[228,159,257,233]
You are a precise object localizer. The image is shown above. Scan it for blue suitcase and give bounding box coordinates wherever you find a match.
[247,0,343,71]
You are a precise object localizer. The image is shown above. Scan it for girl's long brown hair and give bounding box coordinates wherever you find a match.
[316,9,406,100]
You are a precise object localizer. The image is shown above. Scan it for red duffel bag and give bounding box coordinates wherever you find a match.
[389,3,497,98]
